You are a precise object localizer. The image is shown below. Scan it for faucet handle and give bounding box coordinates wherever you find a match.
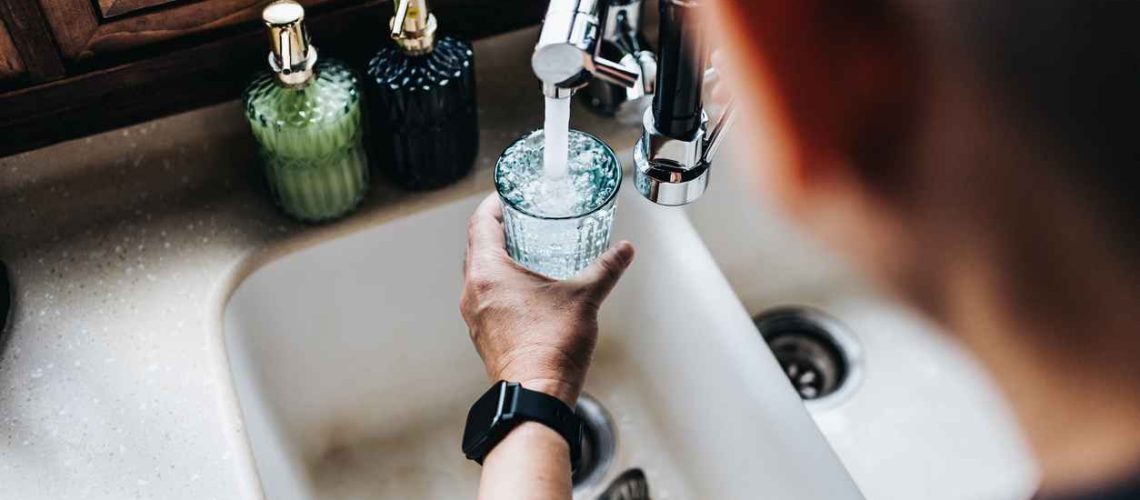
[621,50,657,100]
[613,7,656,98]
[591,55,641,89]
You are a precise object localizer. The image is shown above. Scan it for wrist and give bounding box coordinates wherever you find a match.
[492,349,586,406]
[514,377,580,407]
[481,421,573,495]
[498,420,570,452]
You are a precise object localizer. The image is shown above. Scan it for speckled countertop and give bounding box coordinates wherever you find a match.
[0,27,643,499]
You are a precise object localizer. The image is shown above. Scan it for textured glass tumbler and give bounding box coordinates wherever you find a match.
[495,130,621,280]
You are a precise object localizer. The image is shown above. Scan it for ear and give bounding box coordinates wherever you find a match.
[703,0,919,211]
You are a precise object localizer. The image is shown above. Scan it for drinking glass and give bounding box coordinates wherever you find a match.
[494,129,622,280]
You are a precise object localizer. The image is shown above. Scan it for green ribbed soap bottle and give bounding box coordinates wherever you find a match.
[243,0,369,223]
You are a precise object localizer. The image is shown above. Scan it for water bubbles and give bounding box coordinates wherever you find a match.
[495,129,621,279]
[496,130,619,218]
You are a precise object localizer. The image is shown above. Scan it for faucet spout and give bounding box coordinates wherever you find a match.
[532,0,640,96]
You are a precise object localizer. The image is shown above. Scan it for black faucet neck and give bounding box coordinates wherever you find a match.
[652,0,707,141]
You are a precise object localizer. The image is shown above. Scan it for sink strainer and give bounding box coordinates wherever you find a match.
[0,261,10,358]
[572,393,617,492]
[754,307,863,405]
[598,468,650,500]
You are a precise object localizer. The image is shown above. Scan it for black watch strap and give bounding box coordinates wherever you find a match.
[462,381,583,468]
[514,385,582,465]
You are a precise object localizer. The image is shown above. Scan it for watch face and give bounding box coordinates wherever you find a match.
[462,382,509,452]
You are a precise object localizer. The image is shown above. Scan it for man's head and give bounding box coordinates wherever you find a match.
[704,0,1139,334]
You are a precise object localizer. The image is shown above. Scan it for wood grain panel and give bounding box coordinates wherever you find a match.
[39,0,340,61]
[0,19,24,79]
[0,0,65,81]
[98,0,184,19]
[0,0,546,156]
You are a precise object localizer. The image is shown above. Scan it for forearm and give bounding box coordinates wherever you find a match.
[478,422,573,500]
[461,195,635,499]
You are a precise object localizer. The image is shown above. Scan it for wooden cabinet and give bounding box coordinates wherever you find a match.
[0,18,24,81]
[37,0,345,61]
[0,0,546,156]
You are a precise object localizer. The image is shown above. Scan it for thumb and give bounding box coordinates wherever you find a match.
[572,241,636,303]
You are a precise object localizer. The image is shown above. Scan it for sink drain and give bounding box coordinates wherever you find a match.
[572,394,616,492]
[754,307,863,405]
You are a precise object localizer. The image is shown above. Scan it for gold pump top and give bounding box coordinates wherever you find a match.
[390,0,437,55]
[262,0,317,86]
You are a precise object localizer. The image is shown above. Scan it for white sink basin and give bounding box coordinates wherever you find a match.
[224,187,863,499]
[685,138,1040,500]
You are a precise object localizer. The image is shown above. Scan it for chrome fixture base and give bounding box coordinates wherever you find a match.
[641,107,706,166]
[634,108,710,205]
[634,142,710,206]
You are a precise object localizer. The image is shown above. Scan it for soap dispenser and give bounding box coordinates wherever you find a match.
[243,0,369,222]
[365,0,478,190]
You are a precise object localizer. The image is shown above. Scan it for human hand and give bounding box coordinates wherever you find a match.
[460,194,636,405]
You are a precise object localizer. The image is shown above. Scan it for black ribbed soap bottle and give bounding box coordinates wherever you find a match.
[365,0,478,190]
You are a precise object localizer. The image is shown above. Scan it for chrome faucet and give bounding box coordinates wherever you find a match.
[634,0,735,206]
[531,0,648,98]
[579,0,658,115]
[532,0,732,206]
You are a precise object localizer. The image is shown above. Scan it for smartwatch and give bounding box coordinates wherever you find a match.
[461,381,582,468]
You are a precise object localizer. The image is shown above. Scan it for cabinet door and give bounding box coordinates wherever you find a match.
[36,0,344,61]
[0,19,24,81]
[97,0,185,18]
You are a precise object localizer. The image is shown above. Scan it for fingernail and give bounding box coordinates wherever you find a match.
[614,241,635,263]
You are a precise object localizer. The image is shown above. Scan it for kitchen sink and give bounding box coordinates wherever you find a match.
[223,130,1040,499]
[223,187,862,499]
[684,137,1040,500]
